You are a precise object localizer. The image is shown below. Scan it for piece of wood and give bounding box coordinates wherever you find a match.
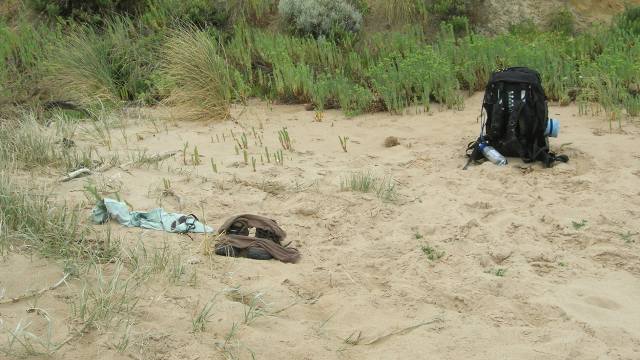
[119,150,178,170]
[60,168,91,182]
[0,273,70,305]
[361,317,443,346]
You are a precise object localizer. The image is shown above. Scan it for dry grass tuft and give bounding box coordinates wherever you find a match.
[162,27,233,121]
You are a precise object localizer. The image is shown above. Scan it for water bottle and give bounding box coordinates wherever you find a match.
[479,143,507,166]
[544,118,560,138]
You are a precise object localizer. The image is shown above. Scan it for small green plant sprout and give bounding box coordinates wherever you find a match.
[252,126,257,139]
[558,261,567,267]
[251,157,256,172]
[421,245,445,261]
[192,300,216,333]
[210,158,218,173]
[338,136,349,152]
[571,219,587,230]
[265,147,271,163]
[243,292,266,325]
[415,232,424,239]
[161,178,173,196]
[618,231,639,244]
[242,133,248,149]
[182,141,189,165]
[235,132,248,150]
[344,330,362,345]
[485,268,507,277]
[340,171,398,202]
[242,149,248,165]
[274,150,284,166]
[278,127,292,151]
[192,146,201,165]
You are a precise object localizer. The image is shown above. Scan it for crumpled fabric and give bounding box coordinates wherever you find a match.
[91,198,213,233]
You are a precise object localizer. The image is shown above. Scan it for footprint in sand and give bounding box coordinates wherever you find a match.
[583,296,621,310]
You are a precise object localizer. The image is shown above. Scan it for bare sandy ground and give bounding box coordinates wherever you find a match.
[1,93,640,359]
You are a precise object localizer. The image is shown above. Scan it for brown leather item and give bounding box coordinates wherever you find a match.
[216,214,301,263]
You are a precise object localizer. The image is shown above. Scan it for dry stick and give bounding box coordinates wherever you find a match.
[270,300,300,315]
[0,273,70,305]
[119,150,178,170]
[361,317,443,346]
[60,168,91,182]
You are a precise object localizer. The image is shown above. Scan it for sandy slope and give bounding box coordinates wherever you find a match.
[1,93,640,359]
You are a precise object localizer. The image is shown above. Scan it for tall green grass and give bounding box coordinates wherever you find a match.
[0,174,86,259]
[44,17,158,106]
[0,14,58,107]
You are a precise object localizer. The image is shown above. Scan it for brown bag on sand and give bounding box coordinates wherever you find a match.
[215,214,300,263]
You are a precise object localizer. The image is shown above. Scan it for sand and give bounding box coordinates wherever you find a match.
[1,93,640,359]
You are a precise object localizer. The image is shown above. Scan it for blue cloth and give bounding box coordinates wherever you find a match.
[91,198,213,233]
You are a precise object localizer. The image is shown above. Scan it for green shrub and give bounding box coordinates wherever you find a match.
[508,19,539,37]
[141,0,230,31]
[428,0,471,20]
[26,0,146,22]
[445,15,470,36]
[615,5,640,35]
[548,7,575,35]
[311,75,373,115]
[278,0,363,38]
[368,46,462,113]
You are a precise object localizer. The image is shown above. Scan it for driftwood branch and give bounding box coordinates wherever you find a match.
[119,150,177,170]
[60,168,91,182]
[361,317,443,346]
[0,273,70,305]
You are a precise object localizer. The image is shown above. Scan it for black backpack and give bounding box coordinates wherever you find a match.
[466,67,568,168]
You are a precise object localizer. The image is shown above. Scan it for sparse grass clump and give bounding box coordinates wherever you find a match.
[0,173,86,259]
[340,171,398,202]
[421,245,445,261]
[192,300,216,333]
[73,262,139,331]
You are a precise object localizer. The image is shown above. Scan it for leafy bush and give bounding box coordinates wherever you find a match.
[615,5,640,35]
[278,0,363,38]
[26,0,146,22]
